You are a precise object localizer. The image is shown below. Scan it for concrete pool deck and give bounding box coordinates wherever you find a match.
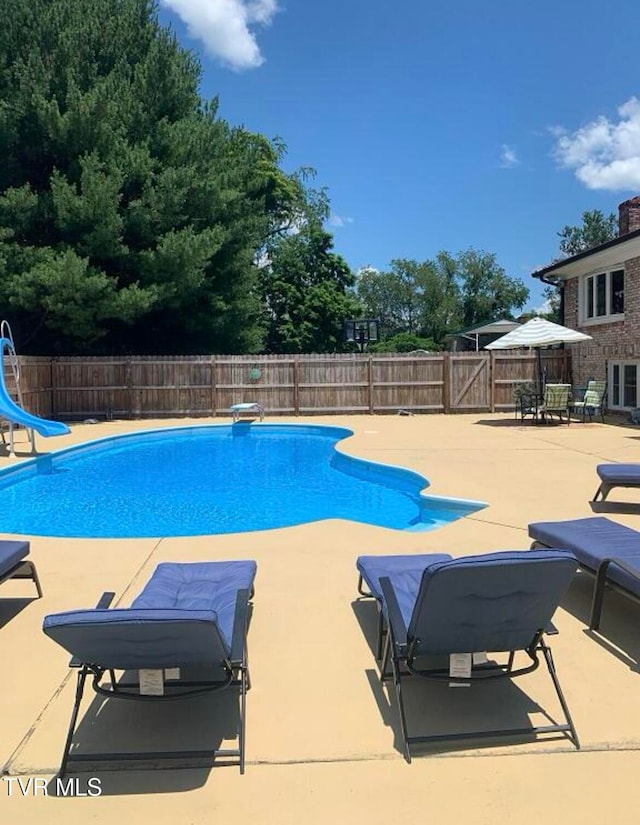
[1,412,640,822]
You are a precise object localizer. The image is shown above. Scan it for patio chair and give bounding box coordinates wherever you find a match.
[355,549,579,761]
[512,382,538,422]
[42,559,257,776]
[537,383,571,424]
[0,539,42,599]
[529,516,640,630]
[569,380,606,423]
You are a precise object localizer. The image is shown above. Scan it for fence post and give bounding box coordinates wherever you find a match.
[210,355,217,417]
[442,353,451,413]
[367,354,374,414]
[489,351,495,413]
[49,358,55,419]
[126,358,134,418]
[293,356,300,415]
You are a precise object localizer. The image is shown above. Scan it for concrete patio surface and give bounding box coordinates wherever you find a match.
[2,412,640,823]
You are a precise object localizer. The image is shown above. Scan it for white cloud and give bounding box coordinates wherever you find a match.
[327,214,354,228]
[499,144,520,168]
[533,299,552,315]
[160,0,279,71]
[552,97,640,190]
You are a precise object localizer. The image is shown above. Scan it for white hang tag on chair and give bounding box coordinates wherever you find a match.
[139,669,165,696]
[472,651,488,665]
[164,668,181,681]
[449,653,472,687]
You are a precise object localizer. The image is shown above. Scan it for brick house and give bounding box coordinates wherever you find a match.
[532,197,640,412]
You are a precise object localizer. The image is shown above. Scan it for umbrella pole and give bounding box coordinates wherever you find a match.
[537,348,544,394]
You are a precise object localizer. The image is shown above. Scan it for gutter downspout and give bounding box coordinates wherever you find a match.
[533,271,564,323]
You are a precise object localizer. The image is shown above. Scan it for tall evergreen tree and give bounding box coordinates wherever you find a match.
[0,0,298,353]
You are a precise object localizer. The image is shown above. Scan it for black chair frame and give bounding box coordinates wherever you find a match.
[592,478,640,503]
[57,589,252,777]
[377,575,580,762]
[531,539,640,631]
[0,559,42,597]
[357,573,388,659]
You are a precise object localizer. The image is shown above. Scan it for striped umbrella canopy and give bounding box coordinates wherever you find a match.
[485,317,592,392]
[484,317,592,350]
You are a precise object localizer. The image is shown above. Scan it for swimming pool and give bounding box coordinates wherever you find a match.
[0,424,486,538]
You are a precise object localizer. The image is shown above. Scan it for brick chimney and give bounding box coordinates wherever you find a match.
[618,196,640,236]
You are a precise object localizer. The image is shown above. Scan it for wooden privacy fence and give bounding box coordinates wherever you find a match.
[10,351,571,421]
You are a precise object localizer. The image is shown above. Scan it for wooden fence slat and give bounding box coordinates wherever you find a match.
[293,357,300,416]
[442,354,451,413]
[490,351,495,413]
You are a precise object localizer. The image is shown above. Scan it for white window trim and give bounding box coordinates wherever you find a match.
[579,266,625,325]
[608,361,640,410]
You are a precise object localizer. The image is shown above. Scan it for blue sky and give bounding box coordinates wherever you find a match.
[158,1,640,312]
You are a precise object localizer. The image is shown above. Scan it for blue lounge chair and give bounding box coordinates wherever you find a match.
[0,539,42,599]
[593,463,640,502]
[356,549,579,761]
[529,516,640,631]
[43,560,256,776]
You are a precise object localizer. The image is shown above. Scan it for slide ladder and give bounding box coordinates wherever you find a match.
[0,321,70,455]
[0,321,34,454]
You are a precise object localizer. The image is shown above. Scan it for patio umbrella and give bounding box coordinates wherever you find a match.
[485,317,592,390]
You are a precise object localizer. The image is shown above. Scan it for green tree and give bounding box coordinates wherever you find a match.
[356,259,452,339]
[0,0,299,354]
[260,220,361,353]
[456,249,528,327]
[541,208,619,325]
[557,209,617,258]
[368,332,439,353]
[354,250,526,347]
[418,251,461,342]
[383,259,425,335]
[353,266,406,337]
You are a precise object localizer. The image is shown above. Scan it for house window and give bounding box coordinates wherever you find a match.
[581,268,624,323]
[611,269,625,314]
[609,361,639,409]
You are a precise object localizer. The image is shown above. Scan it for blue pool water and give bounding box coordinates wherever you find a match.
[0,424,485,538]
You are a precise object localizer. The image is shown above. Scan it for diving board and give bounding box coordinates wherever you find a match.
[230,403,265,422]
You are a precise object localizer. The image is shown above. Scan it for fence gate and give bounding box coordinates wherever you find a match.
[448,354,490,411]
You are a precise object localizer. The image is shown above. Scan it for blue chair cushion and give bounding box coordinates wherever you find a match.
[0,540,30,578]
[131,560,257,651]
[529,517,640,598]
[357,554,453,627]
[597,464,640,484]
[368,549,576,655]
[42,560,257,669]
[408,550,578,654]
[43,608,227,669]
[407,550,577,653]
